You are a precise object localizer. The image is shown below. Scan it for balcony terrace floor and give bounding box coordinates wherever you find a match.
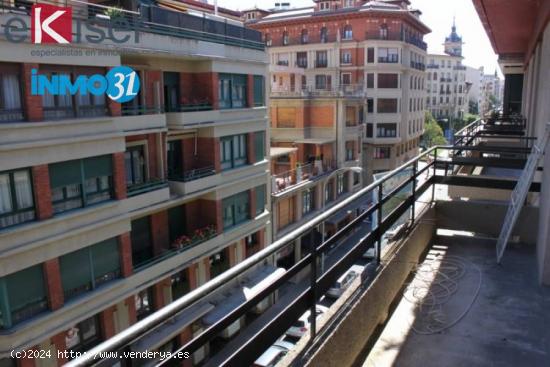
[362,236,550,367]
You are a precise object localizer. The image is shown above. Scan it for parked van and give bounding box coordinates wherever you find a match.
[327,265,363,298]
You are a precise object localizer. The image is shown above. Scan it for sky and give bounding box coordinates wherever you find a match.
[214,0,502,77]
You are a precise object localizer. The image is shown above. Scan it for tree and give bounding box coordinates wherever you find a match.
[422,112,447,147]
[469,100,479,115]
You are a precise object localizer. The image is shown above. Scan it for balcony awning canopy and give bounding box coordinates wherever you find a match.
[472,0,540,63]
[130,301,214,352]
[202,265,285,326]
[270,147,298,158]
[294,138,336,145]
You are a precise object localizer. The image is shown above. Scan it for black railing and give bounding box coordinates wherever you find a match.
[126,180,168,197]
[168,166,217,182]
[0,0,264,50]
[67,134,542,367]
[0,108,24,123]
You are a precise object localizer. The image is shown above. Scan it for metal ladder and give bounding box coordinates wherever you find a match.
[496,125,550,263]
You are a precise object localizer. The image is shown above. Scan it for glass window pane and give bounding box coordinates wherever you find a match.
[60,248,93,300]
[0,174,13,214]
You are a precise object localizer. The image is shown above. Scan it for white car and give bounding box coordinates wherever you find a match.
[285,305,329,338]
[253,339,295,367]
[327,265,364,298]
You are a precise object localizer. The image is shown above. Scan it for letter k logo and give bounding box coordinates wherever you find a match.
[31,4,72,44]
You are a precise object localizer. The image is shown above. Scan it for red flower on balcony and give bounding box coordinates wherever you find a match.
[172,224,217,249]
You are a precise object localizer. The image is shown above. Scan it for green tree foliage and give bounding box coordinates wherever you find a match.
[422,112,447,147]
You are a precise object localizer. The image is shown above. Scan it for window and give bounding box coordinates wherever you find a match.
[59,238,120,301]
[0,169,35,229]
[222,191,250,229]
[210,249,230,278]
[0,265,47,329]
[168,205,185,243]
[319,2,330,11]
[341,50,352,64]
[124,145,146,188]
[320,27,328,42]
[378,74,399,88]
[255,185,266,215]
[0,69,23,122]
[325,181,333,203]
[302,188,314,215]
[367,98,374,113]
[367,48,375,63]
[65,316,101,355]
[344,0,354,8]
[296,52,308,68]
[49,155,113,214]
[131,216,153,269]
[135,288,154,320]
[245,232,260,257]
[171,269,189,300]
[315,51,328,68]
[342,25,353,40]
[353,172,360,186]
[253,76,265,107]
[282,31,289,45]
[301,29,308,44]
[377,99,398,113]
[346,142,355,161]
[41,72,74,120]
[377,123,397,138]
[167,140,182,178]
[244,131,260,165]
[315,75,328,90]
[366,123,373,138]
[379,24,388,39]
[341,73,351,85]
[220,134,247,170]
[218,74,247,109]
[265,33,272,46]
[378,48,398,63]
[366,73,374,88]
[374,147,391,159]
[337,174,347,195]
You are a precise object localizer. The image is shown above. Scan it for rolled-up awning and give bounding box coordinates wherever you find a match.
[131,301,214,352]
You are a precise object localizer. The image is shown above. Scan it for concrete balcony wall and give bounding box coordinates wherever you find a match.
[0,117,125,171]
[115,114,167,133]
[167,108,267,131]
[121,187,171,215]
[271,127,335,142]
[0,202,127,276]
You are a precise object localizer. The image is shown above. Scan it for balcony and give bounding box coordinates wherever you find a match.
[272,161,336,194]
[364,31,428,51]
[0,0,264,51]
[0,108,24,123]
[166,106,265,128]
[315,60,328,68]
[66,116,550,367]
[168,166,217,196]
[270,84,366,98]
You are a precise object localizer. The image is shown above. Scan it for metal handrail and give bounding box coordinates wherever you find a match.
[65,146,437,367]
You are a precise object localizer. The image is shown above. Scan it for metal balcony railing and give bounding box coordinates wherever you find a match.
[272,161,336,193]
[67,125,541,367]
[126,179,168,198]
[0,0,264,50]
[271,84,366,98]
[168,166,217,182]
[0,108,24,123]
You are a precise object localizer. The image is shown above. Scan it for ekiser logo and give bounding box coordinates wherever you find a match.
[31,4,72,44]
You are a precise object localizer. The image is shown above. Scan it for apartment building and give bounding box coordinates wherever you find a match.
[425,21,469,120]
[465,65,483,113]
[243,1,429,257]
[0,1,270,366]
[480,70,503,115]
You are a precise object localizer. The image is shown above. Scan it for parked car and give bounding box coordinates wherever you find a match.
[327,265,363,298]
[253,339,295,367]
[285,305,329,338]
